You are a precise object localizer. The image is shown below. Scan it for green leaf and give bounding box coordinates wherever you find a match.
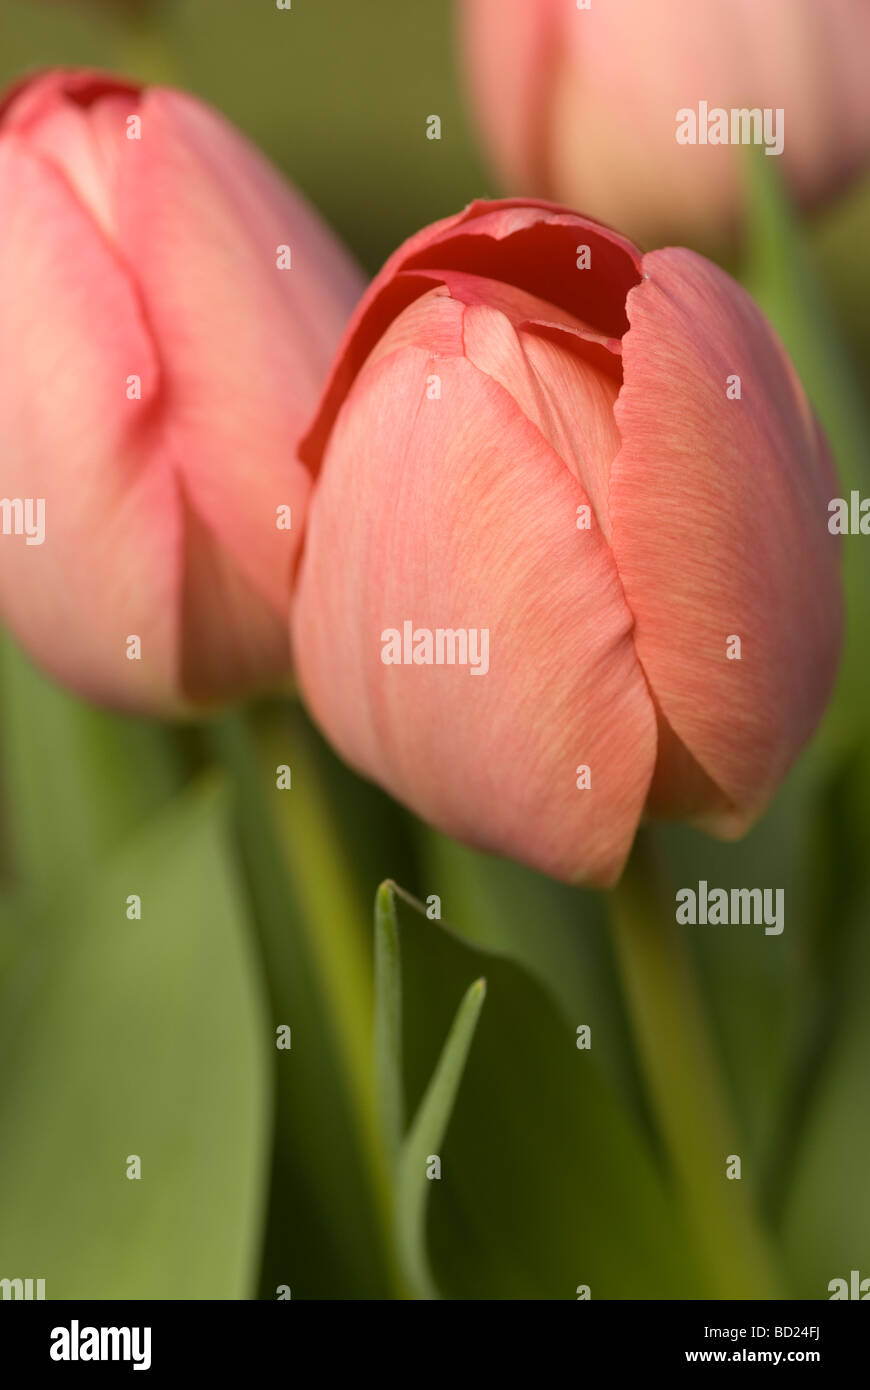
[418,827,647,1122]
[395,972,486,1301]
[376,880,488,1299]
[388,885,707,1298]
[0,779,270,1298]
[780,882,870,1295]
[0,633,182,905]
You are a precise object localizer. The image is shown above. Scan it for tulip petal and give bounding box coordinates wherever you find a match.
[301,200,641,475]
[361,272,623,382]
[610,247,842,830]
[0,139,183,711]
[362,282,624,533]
[0,70,363,713]
[179,486,293,704]
[293,345,656,885]
[403,204,640,336]
[116,88,363,618]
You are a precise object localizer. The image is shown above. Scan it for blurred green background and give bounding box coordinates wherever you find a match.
[0,0,869,1301]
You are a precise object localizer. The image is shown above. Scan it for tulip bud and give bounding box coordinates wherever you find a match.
[460,0,870,250]
[0,69,364,713]
[291,199,842,885]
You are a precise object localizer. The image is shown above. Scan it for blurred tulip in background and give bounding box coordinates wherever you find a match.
[0,69,364,713]
[460,0,870,249]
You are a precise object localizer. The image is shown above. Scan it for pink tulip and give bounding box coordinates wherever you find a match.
[0,69,364,713]
[291,199,842,885]
[460,0,870,249]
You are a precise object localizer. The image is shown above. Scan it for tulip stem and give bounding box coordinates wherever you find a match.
[609,829,784,1298]
[210,707,401,1298]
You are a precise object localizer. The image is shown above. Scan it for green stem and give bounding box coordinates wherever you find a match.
[609,830,784,1298]
[209,708,400,1295]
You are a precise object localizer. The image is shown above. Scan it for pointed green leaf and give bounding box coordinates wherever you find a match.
[389,885,707,1298]
[374,881,404,1171]
[395,975,486,1300]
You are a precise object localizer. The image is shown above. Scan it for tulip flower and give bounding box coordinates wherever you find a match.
[460,0,870,250]
[291,199,842,885]
[0,69,364,713]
